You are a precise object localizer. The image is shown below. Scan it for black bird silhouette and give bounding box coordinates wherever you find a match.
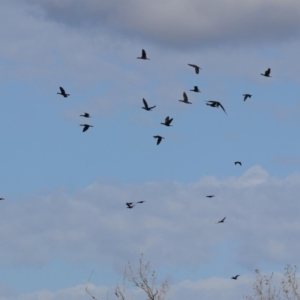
[235,161,242,166]
[217,217,226,224]
[206,195,215,198]
[80,113,90,118]
[261,68,271,77]
[153,135,164,145]
[188,64,201,74]
[206,101,227,114]
[179,92,192,104]
[57,87,70,98]
[137,49,149,60]
[0,198,4,200]
[231,275,240,280]
[161,116,173,127]
[80,124,93,132]
[137,201,145,204]
[126,202,135,209]
[243,94,252,101]
[142,98,156,111]
[190,86,201,92]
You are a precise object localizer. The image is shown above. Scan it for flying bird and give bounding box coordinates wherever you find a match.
[126,202,135,209]
[188,64,201,74]
[206,101,227,114]
[217,217,226,224]
[190,86,201,92]
[142,98,156,111]
[80,124,93,132]
[243,94,252,101]
[179,92,192,104]
[153,135,164,145]
[137,49,149,60]
[137,201,145,204]
[161,116,173,127]
[234,161,242,166]
[206,195,215,198]
[80,113,90,118]
[261,68,271,77]
[57,87,70,98]
[0,198,4,200]
[231,275,240,280]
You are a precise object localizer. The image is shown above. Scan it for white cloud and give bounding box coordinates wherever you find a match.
[0,275,260,300]
[24,0,300,48]
[0,166,300,269]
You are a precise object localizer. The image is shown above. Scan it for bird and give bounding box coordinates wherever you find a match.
[80,124,93,132]
[206,195,215,198]
[217,217,226,223]
[57,87,70,97]
[126,202,135,209]
[179,92,192,104]
[153,135,164,145]
[231,275,240,280]
[190,86,201,92]
[0,198,4,200]
[137,201,145,204]
[80,113,90,118]
[243,94,252,101]
[188,64,201,74]
[235,161,242,166]
[137,49,149,60]
[206,101,227,114]
[261,68,271,77]
[142,98,156,111]
[161,116,173,127]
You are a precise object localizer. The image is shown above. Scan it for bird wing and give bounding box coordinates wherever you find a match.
[60,87,65,94]
[266,68,271,76]
[183,92,188,101]
[82,125,88,132]
[143,98,149,109]
[157,137,162,145]
[165,116,170,122]
[218,103,227,114]
[142,49,146,58]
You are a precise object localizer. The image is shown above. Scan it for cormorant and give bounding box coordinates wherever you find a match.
[57,87,70,98]
[80,124,93,132]
[137,49,149,60]
[188,64,201,74]
[179,92,192,104]
[142,98,156,111]
[261,68,271,77]
[190,86,201,92]
[153,135,164,145]
[206,101,226,114]
[161,116,173,127]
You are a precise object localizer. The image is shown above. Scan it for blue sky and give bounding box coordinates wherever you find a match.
[1,1,300,299]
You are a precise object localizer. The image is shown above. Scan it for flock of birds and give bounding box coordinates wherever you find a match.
[56,49,273,281]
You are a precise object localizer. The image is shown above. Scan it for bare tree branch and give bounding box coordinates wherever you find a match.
[116,254,170,300]
[245,265,300,300]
